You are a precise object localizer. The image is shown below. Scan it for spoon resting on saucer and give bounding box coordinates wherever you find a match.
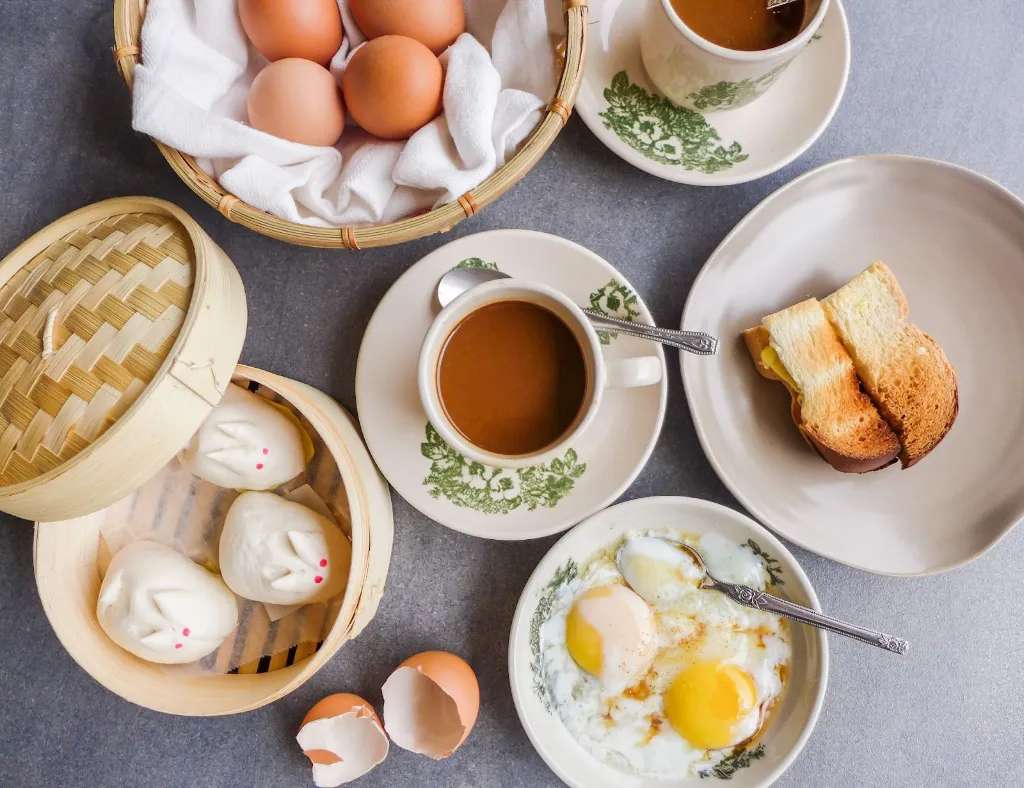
[617,537,909,655]
[436,267,718,356]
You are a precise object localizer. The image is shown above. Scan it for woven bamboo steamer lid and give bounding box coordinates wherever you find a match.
[112,0,589,249]
[0,196,246,521]
[34,366,394,716]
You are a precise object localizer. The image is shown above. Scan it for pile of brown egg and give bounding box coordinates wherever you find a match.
[241,0,466,146]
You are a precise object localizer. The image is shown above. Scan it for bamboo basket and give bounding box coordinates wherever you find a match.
[35,366,394,716]
[112,0,589,249]
[0,196,246,521]
[2,197,394,714]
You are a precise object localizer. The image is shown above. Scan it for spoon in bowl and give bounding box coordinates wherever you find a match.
[435,267,718,356]
[617,537,909,655]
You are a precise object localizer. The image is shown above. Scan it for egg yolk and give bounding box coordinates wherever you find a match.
[565,588,612,677]
[664,662,758,750]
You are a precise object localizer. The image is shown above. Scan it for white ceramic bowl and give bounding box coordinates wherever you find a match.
[509,497,828,788]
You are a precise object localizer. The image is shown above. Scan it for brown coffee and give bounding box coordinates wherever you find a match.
[438,300,587,456]
[669,0,806,52]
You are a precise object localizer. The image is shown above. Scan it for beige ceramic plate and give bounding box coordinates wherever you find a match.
[509,496,828,787]
[576,0,849,185]
[682,155,1024,575]
[356,230,667,540]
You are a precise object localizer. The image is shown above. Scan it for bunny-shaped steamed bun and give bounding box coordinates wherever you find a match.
[97,541,239,664]
[219,492,351,606]
[179,384,308,491]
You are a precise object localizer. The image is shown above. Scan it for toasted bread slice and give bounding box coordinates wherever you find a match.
[822,262,958,467]
[743,299,900,473]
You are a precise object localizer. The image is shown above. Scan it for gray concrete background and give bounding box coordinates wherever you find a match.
[1,1,1022,786]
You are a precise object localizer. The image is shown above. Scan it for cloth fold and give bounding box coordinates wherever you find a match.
[132,0,560,227]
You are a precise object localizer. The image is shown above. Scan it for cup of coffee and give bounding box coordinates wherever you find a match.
[641,0,830,112]
[418,279,663,468]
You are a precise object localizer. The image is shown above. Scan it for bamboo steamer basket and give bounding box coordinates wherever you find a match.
[112,0,589,249]
[0,196,246,520]
[34,366,394,716]
[3,197,393,714]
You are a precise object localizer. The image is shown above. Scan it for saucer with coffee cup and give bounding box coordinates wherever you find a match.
[575,0,850,186]
[356,230,669,540]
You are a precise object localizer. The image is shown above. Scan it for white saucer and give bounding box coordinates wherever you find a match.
[682,155,1024,576]
[356,230,667,541]
[509,496,828,788]
[576,0,850,186]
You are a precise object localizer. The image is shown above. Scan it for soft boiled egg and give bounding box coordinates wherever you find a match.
[540,531,791,780]
[565,584,657,693]
[664,661,761,750]
[616,536,703,606]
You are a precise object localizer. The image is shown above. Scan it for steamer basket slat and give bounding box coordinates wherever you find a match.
[113,0,589,249]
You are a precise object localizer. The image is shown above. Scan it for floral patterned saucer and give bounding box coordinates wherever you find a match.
[576,0,850,186]
[355,230,668,540]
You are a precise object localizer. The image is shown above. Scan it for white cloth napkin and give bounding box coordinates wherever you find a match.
[132,0,563,227]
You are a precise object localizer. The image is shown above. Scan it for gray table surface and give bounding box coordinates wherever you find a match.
[2,1,1023,786]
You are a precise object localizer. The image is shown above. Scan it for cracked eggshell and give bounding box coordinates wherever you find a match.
[297,694,389,787]
[382,651,480,759]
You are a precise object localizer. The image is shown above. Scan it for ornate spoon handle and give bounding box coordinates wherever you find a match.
[707,578,910,655]
[582,310,719,356]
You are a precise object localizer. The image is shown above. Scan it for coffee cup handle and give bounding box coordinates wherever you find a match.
[604,357,663,389]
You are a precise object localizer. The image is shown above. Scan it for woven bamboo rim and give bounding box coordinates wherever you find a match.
[112,0,589,249]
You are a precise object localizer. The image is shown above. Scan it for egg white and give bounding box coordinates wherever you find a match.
[540,529,791,779]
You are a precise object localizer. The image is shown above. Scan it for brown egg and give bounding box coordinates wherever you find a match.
[350,0,466,55]
[239,0,344,65]
[248,59,345,147]
[342,36,443,141]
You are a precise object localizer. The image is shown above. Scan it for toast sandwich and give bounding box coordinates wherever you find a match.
[822,261,958,467]
[743,298,901,473]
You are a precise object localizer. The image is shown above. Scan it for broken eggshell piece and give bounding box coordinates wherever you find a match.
[297,694,389,787]
[382,651,480,759]
[178,383,312,491]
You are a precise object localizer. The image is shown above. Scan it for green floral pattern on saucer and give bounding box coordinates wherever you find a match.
[589,278,641,345]
[686,61,791,112]
[599,71,747,174]
[455,256,498,271]
[421,425,586,514]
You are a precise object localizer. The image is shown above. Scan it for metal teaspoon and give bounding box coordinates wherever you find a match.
[618,538,910,655]
[435,267,718,356]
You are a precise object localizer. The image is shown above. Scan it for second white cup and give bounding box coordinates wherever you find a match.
[418,279,663,468]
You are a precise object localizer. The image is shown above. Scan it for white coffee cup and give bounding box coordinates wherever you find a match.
[641,0,830,112]
[418,279,662,468]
